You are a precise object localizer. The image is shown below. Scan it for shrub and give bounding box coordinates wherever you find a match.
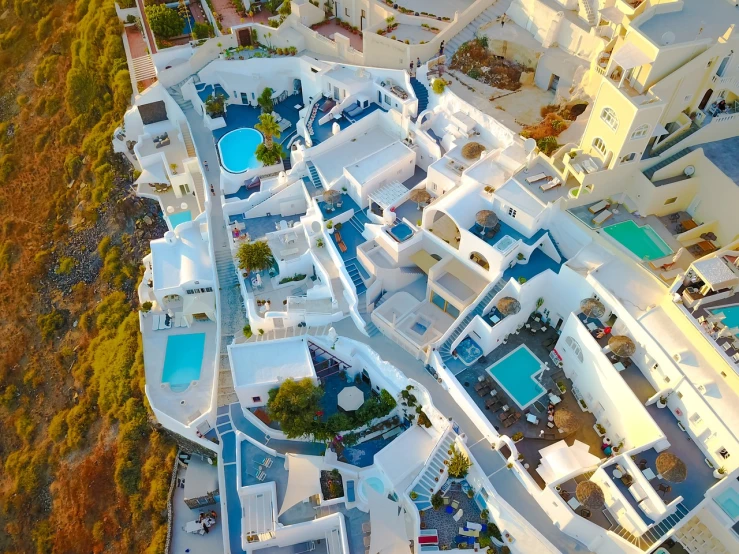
[243,324,252,339]
[56,256,76,275]
[145,5,184,40]
[431,491,444,509]
[448,444,472,478]
[192,22,213,39]
[432,79,446,94]
[467,68,481,79]
[37,311,64,341]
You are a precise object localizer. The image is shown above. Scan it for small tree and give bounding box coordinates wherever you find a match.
[141,301,153,313]
[257,87,274,113]
[447,444,472,478]
[145,5,184,40]
[177,0,192,37]
[432,79,446,95]
[236,240,275,274]
[267,378,323,438]
[205,93,226,118]
[431,491,444,510]
[255,143,285,166]
[192,22,213,39]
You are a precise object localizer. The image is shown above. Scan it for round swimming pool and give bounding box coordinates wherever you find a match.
[359,476,385,501]
[217,128,263,173]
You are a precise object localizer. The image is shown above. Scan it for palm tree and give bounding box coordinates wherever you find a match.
[237,240,275,274]
[177,0,192,38]
[255,113,281,149]
[257,87,274,113]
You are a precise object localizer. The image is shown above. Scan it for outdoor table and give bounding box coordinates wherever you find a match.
[613,361,625,371]
[549,394,561,405]
[501,405,509,412]
[467,522,482,531]
[682,219,698,230]
[490,315,500,324]
[587,322,597,331]
[526,413,538,424]
[294,104,303,110]
[478,375,485,382]
[567,497,581,510]
[642,468,656,480]
[613,468,623,479]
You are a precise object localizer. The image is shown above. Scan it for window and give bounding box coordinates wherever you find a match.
[345,8,349,17]
[600,107,619,131]
[252,396,261,403]
[631,124,649,139]
[664,197,678,205]
[565,336,584,363]
[508,207,517,218]
[620,152,636,163]
[593,137,607,156]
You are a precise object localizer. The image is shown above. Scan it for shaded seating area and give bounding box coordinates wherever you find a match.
[308,340,351,382]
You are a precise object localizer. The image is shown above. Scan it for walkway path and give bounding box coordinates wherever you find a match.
[186,106,246,406]
[332,318,592,554]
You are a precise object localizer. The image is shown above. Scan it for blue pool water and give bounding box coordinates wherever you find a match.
[362,477,385,496]
[217,128,264,173]
[603,220,672,260]
[167,210,192,229]
[456,337,483,366]
[162,333,206,391]
[411,321,428,335]
[387,222,414,242]
[710,305,739,336]
[715,488,739,519]
[341,437,392,467]
[487,345,545,408]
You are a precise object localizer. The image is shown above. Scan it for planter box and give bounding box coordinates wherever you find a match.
[593,424,606,437]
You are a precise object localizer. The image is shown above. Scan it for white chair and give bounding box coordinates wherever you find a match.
[539,178,561,192]
[152,314,162,330]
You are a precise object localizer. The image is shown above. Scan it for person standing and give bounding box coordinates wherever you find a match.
[210,183,215,196]
[410,60,414,75]
[417,56,421,68]
[439,40,445,57]
[203,160,209,171]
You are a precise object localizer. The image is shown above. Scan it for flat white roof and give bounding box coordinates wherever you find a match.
[636,0,735,45]
[692,257,739,290]
[229,339,315,387]
[346,141,412,185]
[495,179,545,218]
[312,126,397,184]
[151,224,212,291]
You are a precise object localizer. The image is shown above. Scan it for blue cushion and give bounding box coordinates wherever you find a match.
[446,506,454,514]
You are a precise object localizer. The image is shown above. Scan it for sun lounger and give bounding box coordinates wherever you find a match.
[485,398,502,410]
[539,177,561,191]
[278,119,292,132]
[338,240,348,253]
[571,163,584,174]
[474,382,487,392]
[525,173,547,184]
[722,341,732,352]
[476,386,491,397]
[660,268,682,283]
[152,314,162,330]
[649,249,682,270]
[583,159,599,173]
[733,353,739,363]
[260,456,273,468]
[346,480,355,503]
[592,209,613,226]
[320,99,336,113]
[344,102,366,118]
[334,231,342,242]
[588,200,610,214]
[255,470,266,481]
[453,509,464,522]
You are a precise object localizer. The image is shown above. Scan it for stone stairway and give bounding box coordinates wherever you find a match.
[400,265,425,275]
[641,503,690,549]
[215,249,246,406]
[344,261,366,295]
[357,292,381,337]
[642,148,693,180]
[410,77,429,115]
[191,170,206,213]
[306,161,323,190]
[579,0,597,27]
[645,123,700,159]
[179,121,197,158]
[167,74,199,110]
[347,209,372,234]
[445,3,507,59]
[411,430,457,510]
[438,280,505,363]
[131,54,157,83]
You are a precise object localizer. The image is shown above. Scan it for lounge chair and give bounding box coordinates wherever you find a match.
[346,480,356,503]
[255,470,266,481]
[320,99,336,113]
[733,352,739,363]
[278,119,292,132]
[152,314,162,330]
[338,240,348,253]
[571,163,584,174]
[648,248,683,270]
[485,398,502,410]
[474,381,487,392]
[588,200,610,214]
[539,178,561,192]
[659,268,682,283]
[451,500,460,509]
[344,102,366,118]
[525,173,547,184]
[476,386,491,397]
[592,209,613,226]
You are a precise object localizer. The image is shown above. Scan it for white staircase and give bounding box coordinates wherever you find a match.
[579,0,597,27]
[410,430,457,511]
[131,54,156,83]
[445,3,508,60]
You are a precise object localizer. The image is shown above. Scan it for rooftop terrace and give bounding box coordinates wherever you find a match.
[636,0,736,46]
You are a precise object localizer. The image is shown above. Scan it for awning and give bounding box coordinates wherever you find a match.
[536,440,601,484]
[183,292,215,318]
[600,6,623,23]
[693,257,739,291]
[368,488,411,554]
[369,181,409,210]
[611,42,654,70]
[337,386,364,411]
[651,123,668,137]
[278,455,323,515]
[136,161,169,185]
[410,250,440,274]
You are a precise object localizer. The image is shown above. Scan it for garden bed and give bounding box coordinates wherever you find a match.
[520,104,587,155]
[450,39,528,92]
[320,469,345,500]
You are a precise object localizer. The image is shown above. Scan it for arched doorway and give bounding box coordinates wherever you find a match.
[470,252,489,270]
[698,89,713,111]
[428,210,460,249]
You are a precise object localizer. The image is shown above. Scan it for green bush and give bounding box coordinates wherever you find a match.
[192,22,213,39]
[56,256,76,275]
[37,311,64,341]
[145,5,184,40]
[432,79,446,94]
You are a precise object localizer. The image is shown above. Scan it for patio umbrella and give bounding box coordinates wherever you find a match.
[337,386,364,411]
[461,141,486,160]
[409,188,431,210]
[497,297,521,316]
[656,452,687,483]
[608,335,636,358]
[580,298,606,319]
[553,409,580,434]
[476,210,499,234]
[576,481,605,509]
[323,189,341,208]
[700,232,717,241]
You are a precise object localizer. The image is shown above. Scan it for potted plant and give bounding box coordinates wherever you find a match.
[657,395,668,409]
[480,508,489,521]
[410,491,418,500]
[170,163,178,174]
[316,238,324,248]
[713,466,727,479]
[517,253,526,261]
[512,432,523,442]
[557,381,567,394]
[141,301,152,315]
[335,222,342,231]
[594,423,606,437]
[326,220,334,233]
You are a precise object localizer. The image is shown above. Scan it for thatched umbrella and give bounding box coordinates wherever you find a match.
[580,298,606,319]
[409,189,431,210]
[656,452,687,483]
[553,408,580,434]
[476,210,499,234]
[461,141,485,160]
[575,481,605,510]
[323,189,341,209]
[497,297,521,316]
[608,335,636,358]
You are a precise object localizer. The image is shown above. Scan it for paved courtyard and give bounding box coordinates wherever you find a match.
[421,485,485,549]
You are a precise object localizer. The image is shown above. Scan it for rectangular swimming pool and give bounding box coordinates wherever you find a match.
[486,345,545,409]
[710,304,739,337]
[162,333,206,392]
[603,220,672,261]
[387,222,414,242]
[168,210,192,229]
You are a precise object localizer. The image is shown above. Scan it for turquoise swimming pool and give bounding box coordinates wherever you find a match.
[387,222,414,242]
[710,305,739,336]
[487,346,545,409]
[603,220,673,261]
[168,210,192,229]
[715,487,739,519]
[162,333,206,392]
[217,128,264,173]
